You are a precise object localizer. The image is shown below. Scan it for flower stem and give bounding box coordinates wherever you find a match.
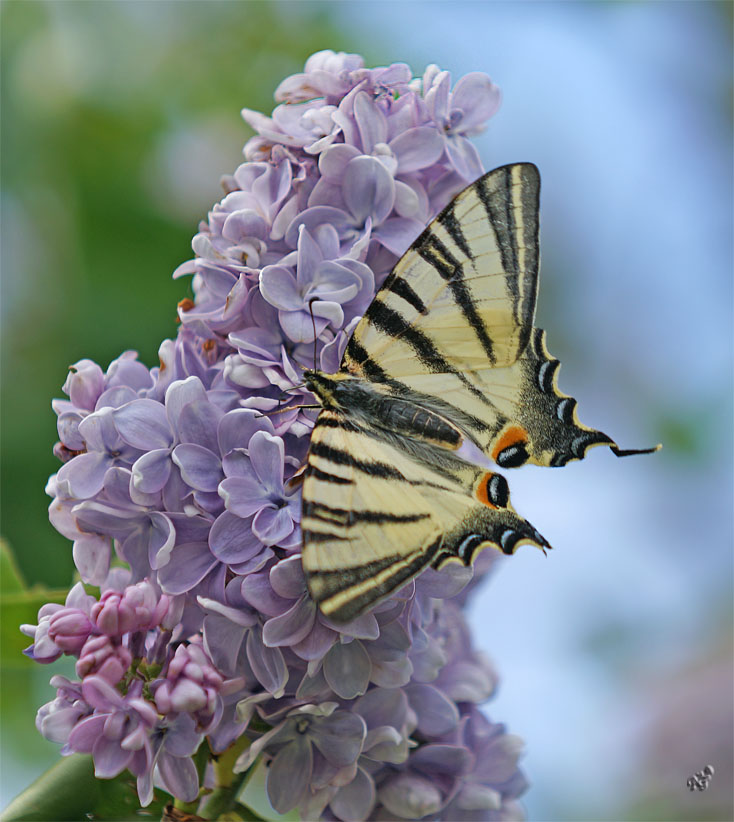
[197,735,258,820]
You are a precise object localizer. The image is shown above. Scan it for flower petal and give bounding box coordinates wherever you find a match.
[324,641,371,699]
[73,535,110,585]
[112,400,173,450]
[157,542,217,595]
[156,751,200,803]
[218,408,274,456]
[57,452,110,499]
[330,766,375,822]
[209,510,261,564]
[260,265,303,311]
[246,629,288,697]
[177,399,222,453]
[172,443,222,492]
[269,555,306,599]
[131,449,172,494]
[252,505,294,546]
[92,736,132,778]
[379,774,442,819]
[343,156,395,225]
[248,431,284,494]
[450,72,501,130]
[267,738,312,814]
[262,596,316,647]
[219,475,268,517]
[390,127,445,173]
[405,683,459,737]
[310,711,366,767]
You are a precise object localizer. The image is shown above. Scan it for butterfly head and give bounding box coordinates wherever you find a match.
[302,369,336,405]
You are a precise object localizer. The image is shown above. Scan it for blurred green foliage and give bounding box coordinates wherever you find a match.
[0,0,365,807]
[0,0,362,589]
[0,754,172,821]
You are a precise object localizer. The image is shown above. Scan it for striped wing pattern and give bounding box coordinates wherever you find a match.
[301,409,549,623]
[342,163,655,470]
[301,163,658,621]
[344,163,539,376]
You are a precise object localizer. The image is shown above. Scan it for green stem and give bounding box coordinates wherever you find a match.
[197,735,257,820]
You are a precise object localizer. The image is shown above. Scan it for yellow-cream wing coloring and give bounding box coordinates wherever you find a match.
[301,408,549,623]
[341,163,658,469]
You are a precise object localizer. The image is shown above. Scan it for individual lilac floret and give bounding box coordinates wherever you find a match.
[68,676,158,805]
[153,642,224,732]
[36,676,91,745]
[439,707,528,821]
[21,582,96,663]
[243,555,379,666]
[235,702,367,814]
[422,64,502,181]
[75,634,133,685]
[218,429,301,552]
[260,225,374,343]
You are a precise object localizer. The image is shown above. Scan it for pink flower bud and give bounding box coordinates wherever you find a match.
[48,608,93,654]
[76,635,132,685]
[91,581,167,636]
[153,643,223,731]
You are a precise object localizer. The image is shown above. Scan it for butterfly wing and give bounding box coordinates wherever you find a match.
[342,163,657,469]
[347,163,539,375]
[301,408,549,623]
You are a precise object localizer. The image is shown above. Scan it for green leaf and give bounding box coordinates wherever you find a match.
[0,539,26,593]
[0,538,72,667]
[0,754,172,821]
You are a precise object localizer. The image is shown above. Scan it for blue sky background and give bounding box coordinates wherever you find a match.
[2,2,731,819]
[330,2,732,818]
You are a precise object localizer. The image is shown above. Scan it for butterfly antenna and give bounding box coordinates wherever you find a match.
[309,299,318,371]
[255,403,322,418]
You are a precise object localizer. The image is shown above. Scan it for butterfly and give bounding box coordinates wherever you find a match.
[300,163,658,623]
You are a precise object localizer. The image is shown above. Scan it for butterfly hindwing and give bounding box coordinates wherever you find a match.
[302,407,549,623]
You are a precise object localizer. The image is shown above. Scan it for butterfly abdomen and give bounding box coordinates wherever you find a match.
[305,369,464,451]
[370,396,462,449]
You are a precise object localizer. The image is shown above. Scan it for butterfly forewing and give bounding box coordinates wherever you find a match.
[340,163,655,470]
[344,162,540,379]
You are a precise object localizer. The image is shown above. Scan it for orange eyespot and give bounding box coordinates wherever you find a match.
[491,425,529,462]
[491,425,530,468]
[475,472,509,509]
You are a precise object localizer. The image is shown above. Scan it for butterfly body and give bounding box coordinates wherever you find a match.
[304,370,467,453]
[300,163,658,623]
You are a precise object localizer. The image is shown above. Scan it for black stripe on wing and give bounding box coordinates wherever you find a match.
[384,275,428,315]
[414,230,497,366]
[303,500,430,527]
[307,537,443,622]
[363,300,493,408]
[475,164,540,357]
[308,440,406,480]
[438,206,473,259]
[305,464,354,486]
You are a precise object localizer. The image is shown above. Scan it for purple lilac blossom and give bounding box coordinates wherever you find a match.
[26,50,528,819]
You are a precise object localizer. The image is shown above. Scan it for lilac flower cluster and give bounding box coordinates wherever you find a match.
[25,51,528,819]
